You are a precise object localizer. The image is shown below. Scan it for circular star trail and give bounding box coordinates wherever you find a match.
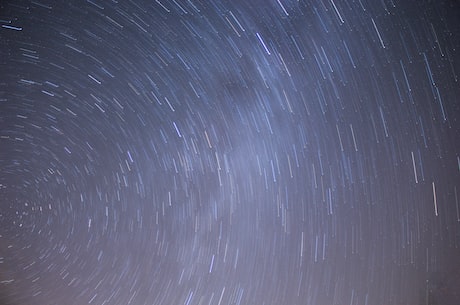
[1,0,460,304]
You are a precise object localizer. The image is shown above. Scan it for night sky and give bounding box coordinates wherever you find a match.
[1,0,460,304]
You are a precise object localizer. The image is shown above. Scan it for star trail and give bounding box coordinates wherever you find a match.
[1,0,459,304]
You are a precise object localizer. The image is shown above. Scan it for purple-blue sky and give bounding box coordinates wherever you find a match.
[1,0,459,304]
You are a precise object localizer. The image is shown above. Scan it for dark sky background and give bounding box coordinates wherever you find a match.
[1,0,460,304]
